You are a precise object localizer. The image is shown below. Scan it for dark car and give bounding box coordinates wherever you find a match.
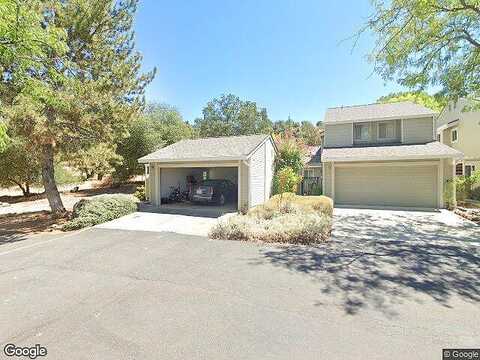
[192,179,237,205]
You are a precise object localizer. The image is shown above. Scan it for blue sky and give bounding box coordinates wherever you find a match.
[135,0,403,123]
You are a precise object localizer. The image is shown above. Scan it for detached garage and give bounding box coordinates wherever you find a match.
[138,134,276,211]
[322,142,463,209]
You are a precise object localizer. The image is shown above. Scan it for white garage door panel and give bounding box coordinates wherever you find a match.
[335,165,438,208]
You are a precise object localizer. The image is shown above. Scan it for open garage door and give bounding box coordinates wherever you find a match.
[159,166,238,210]
[335,163,438,208]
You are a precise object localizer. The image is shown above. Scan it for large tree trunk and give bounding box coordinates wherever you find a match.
[41,143,66,216]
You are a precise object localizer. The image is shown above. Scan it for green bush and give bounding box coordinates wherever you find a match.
[134,185,146,201]
[275,167,302,194]
[63,194,138,231]
[54,164,82,185]
[471,186,480,201]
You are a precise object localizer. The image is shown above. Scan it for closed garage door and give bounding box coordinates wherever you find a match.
[335,164,438,208]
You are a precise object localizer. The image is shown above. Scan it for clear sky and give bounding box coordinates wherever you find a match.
[134,0,403,123]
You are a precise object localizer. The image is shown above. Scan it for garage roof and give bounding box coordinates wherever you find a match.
[139,134,273,163]
[322,141,463,162]
[325,101,436,124]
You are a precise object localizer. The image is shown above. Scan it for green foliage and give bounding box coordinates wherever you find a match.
[273,117,323,146]
[194,94,272,137]
[378,92,446,112]
[274,131,306,174]
[310,183,323,196]
[64,143,122,180]
[276,167,302,194]
[0,135,41,195]
[134,185,146,201]
[54,164,82,185]
[364,0,480,102]
[444,179,457,209]
[115,104,192,180]
[0,122,9,152]
[63,194,138,230]
[1,0,154,214]
[456,170,480,201]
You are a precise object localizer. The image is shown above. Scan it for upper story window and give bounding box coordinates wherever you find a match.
[451,128,458,143]
[354,124,370,141]
[377,122,396,140]
[456,163,463,176]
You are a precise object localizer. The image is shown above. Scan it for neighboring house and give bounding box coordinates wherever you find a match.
[138,134,277,210]
[300,129,324,195]
[321,101,463,209]
[436,98,480,177]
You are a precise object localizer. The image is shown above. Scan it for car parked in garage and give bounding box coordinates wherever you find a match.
[192,179,237,205]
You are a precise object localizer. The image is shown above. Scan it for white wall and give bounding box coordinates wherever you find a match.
[324,123,353,147]
[264,139,275,200]
[160,168,203,197]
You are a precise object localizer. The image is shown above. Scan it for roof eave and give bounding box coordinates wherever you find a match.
[324,113,435,125]
[322,153,463,163]
[138,156,247,164]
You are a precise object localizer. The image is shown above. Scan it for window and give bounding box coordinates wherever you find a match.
[465,165,476,177]
[437,134,441,142]
[451,128,458,143]
[456,163,464,176]
[354,124,370,141]
[377,122,395,140]
[145,165,150,175]
[202,170,209,180]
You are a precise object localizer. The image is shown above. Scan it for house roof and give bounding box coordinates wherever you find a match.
[324,101,436,124]
[138,134,272,163]
[305,145,322,166]
[322,141,463,162]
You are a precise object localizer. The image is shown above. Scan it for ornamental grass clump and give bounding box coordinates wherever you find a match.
[210,194,333,244]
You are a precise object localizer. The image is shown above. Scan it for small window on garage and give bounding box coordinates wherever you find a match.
[456,163,464,176]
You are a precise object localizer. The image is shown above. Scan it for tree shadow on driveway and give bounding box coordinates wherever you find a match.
[253,212,480,317]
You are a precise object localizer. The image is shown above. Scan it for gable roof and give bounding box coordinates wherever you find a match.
[138,134,273,163]
[324,101,436,124]
[322,141,463,162]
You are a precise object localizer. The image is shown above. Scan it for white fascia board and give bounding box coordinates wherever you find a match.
[246,135,277,159]
[322,153,463,163]
[138,156,247,164]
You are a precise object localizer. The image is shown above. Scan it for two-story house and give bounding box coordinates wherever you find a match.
[321,101,462,209]
[436,98,480,177]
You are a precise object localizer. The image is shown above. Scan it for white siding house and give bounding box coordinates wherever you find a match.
[139,134,277,210]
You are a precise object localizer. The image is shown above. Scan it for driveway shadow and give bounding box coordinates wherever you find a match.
[139,202,237,219]
[253,212,480,317]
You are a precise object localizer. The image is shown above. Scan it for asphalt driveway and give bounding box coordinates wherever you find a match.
[1,209,479,359]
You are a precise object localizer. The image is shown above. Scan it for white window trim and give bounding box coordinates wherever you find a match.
[451,127,458,143]
[377,121,396,141]
[353,123,370,142]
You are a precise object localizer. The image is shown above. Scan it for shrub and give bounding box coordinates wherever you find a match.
[63,194,138,231]
[211,193,334,244]
[134,185,146,201]
[210,211,332,244]
[471,186,480,201]
[444,179,457,209]
[275,167,302,194]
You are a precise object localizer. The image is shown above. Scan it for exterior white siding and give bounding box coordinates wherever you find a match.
[264,140,275,200]
[240,161,249,210]
[248,142,266,207]
[403,117,434,144]
[324,124,353,147]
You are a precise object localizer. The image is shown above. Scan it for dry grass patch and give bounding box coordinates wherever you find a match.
[210,193,333,245]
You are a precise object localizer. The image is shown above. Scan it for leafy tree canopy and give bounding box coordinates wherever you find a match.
[195,94,272,137]
[273,117,323,146]
[363,0,480,103]
[0,134,41,195]
[0,0,154,214]
[378,91,447,112]
[115,104,192,180]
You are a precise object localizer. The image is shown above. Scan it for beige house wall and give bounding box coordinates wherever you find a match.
[324,123,353,147]
[402,117,435,144]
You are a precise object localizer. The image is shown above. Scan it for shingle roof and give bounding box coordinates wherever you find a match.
[138,134,271,163]
[322,141,463,162]
[325,101,436,124]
